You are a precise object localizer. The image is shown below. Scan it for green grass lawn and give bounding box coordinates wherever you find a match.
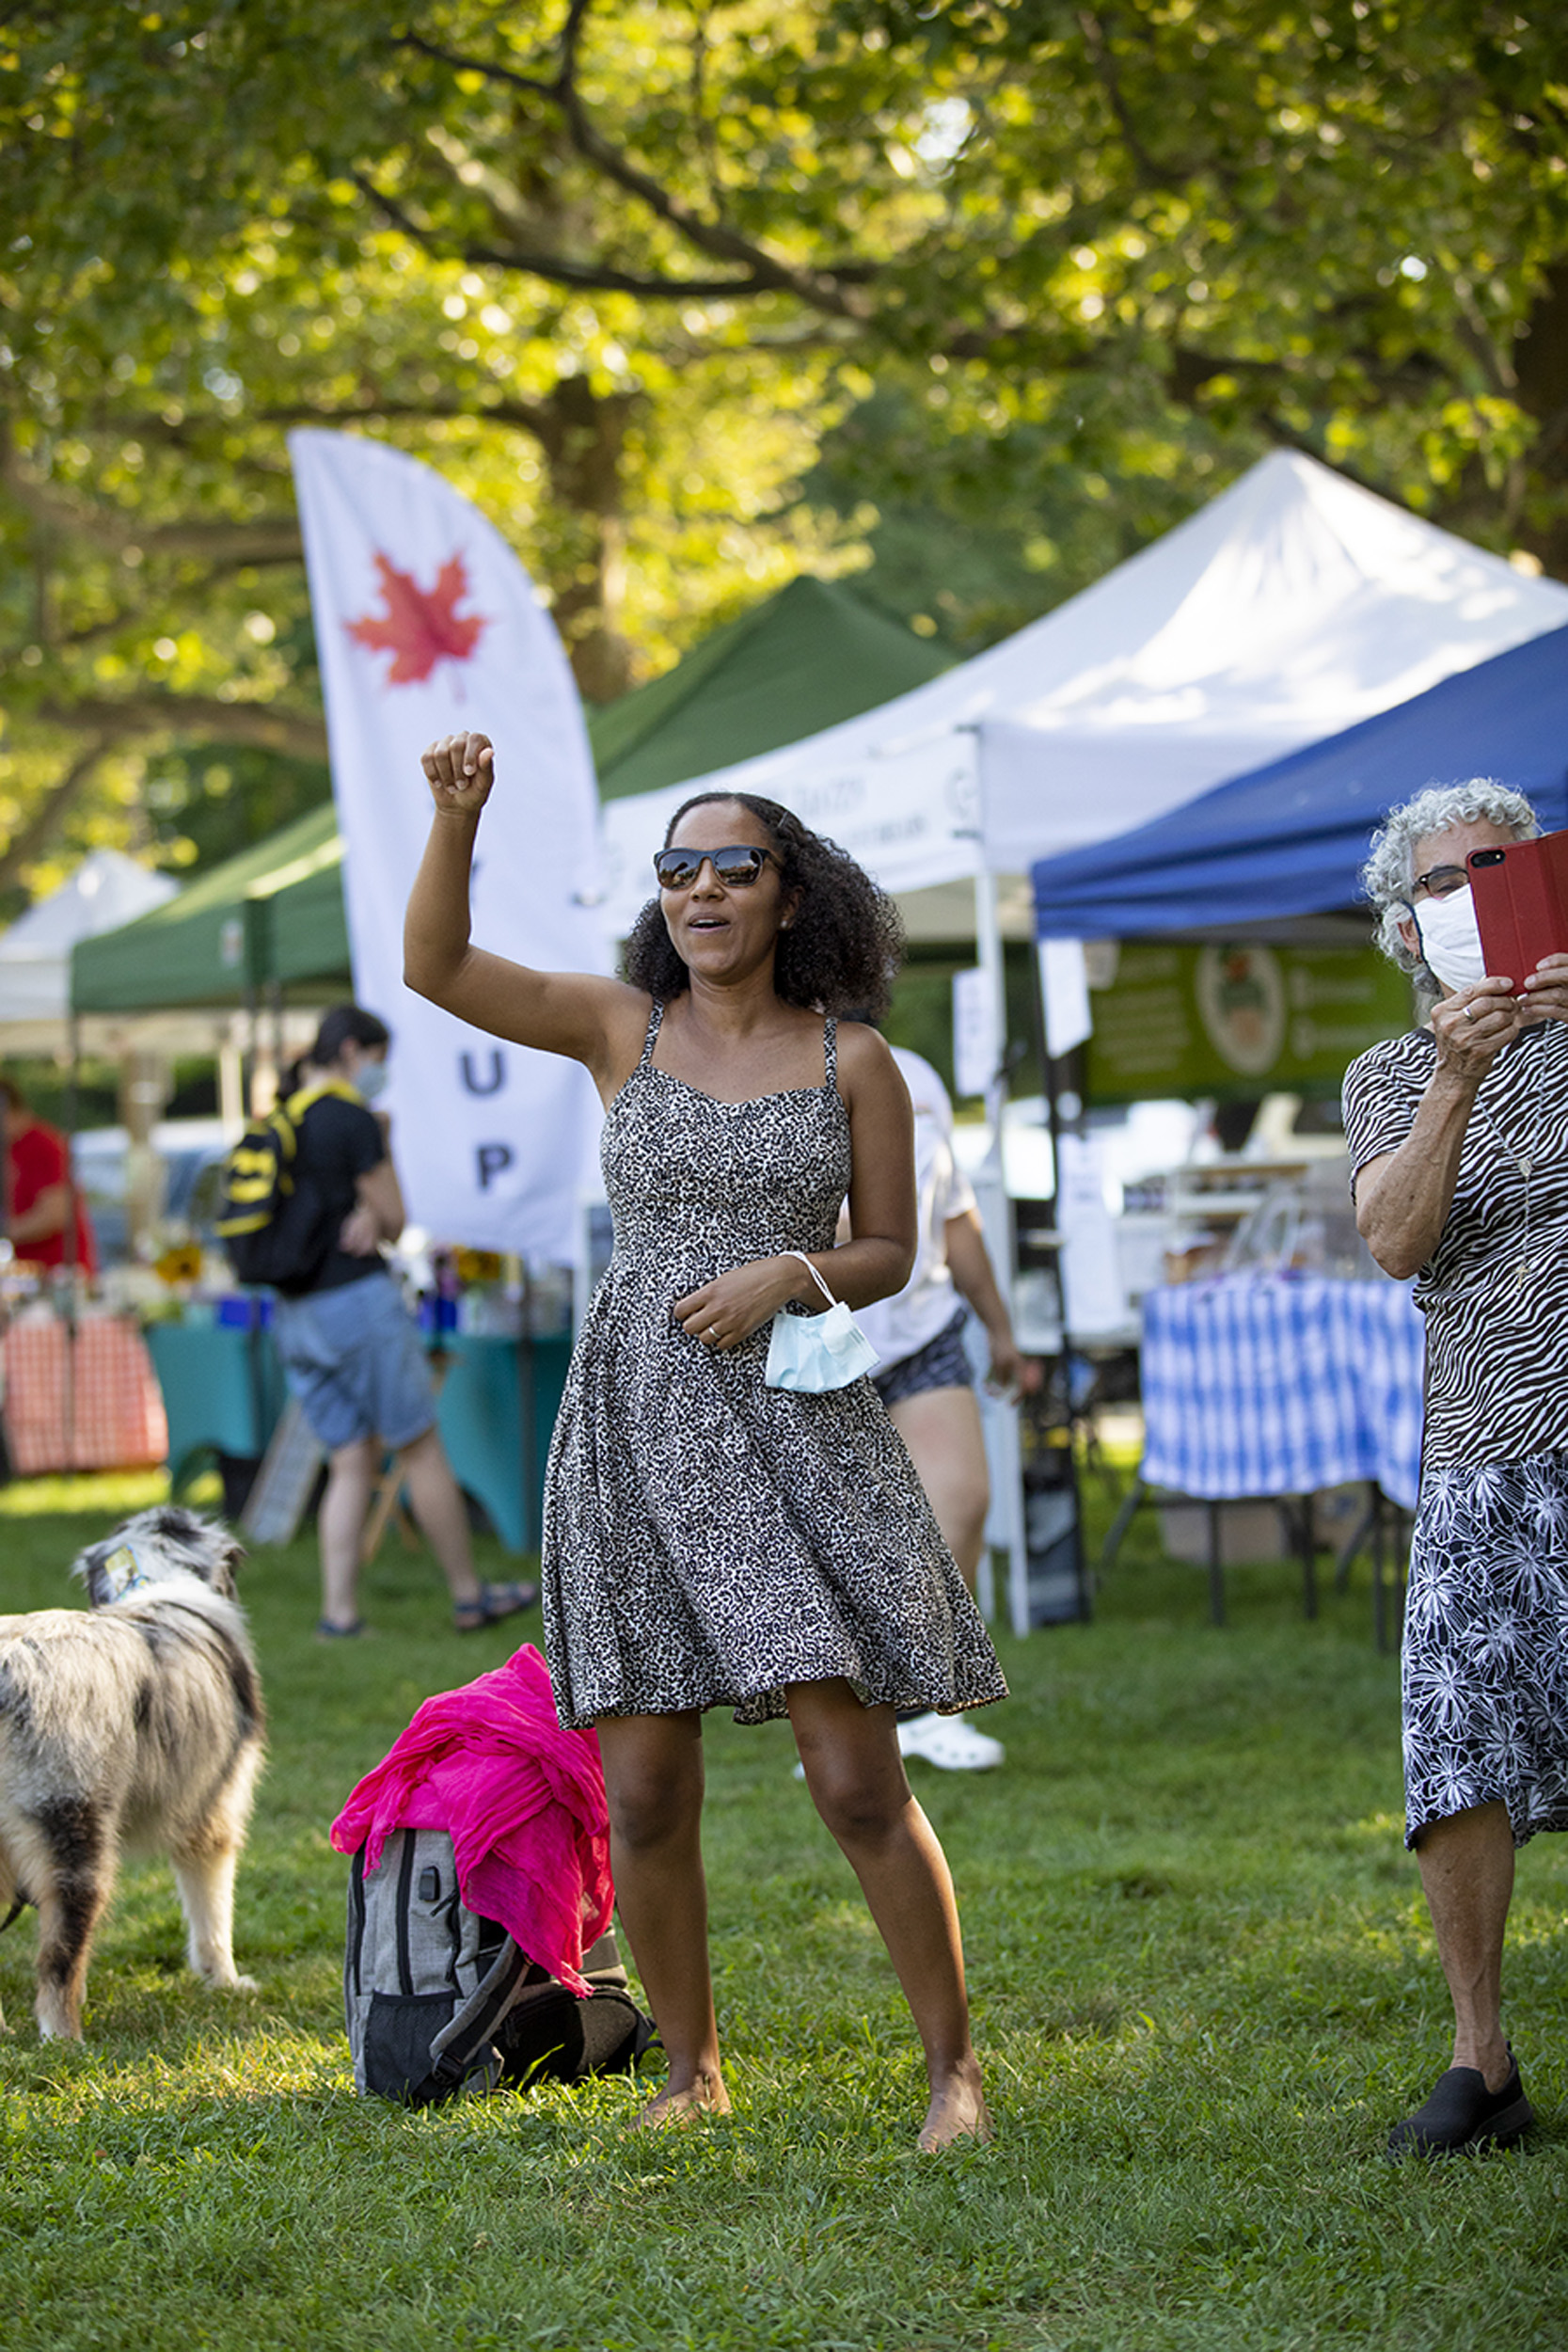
[0,1468,1564,2350]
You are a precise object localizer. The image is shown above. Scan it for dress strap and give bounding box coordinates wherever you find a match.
[823,1016,838,1089]
[637,1001,665,1070]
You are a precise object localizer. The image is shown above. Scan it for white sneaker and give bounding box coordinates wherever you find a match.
[896,1711,1005,1772]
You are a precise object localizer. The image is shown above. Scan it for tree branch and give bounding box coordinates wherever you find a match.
[1076,8,1170,189]
[98,395,555,457]
[1,431,302,564]
[37,694,327,761]
[0,734,118,892]
[351,168,787,300]
[391,23,873,316]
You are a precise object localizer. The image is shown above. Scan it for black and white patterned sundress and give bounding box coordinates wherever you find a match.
[1343,1020,1568,1847]
[538,1005,1008,1731]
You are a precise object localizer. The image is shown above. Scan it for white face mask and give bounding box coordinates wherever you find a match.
[355,1058,389,1103]
[1411,884,1487,993]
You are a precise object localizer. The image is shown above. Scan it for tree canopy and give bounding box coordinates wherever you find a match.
[1,0,1563,902]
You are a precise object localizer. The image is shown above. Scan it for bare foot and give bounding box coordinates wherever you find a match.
[918,2058,991,2153]
[628,2072,732,2131]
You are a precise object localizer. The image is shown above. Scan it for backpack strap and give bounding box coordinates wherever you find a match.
[283,1077,364,1123]
[428,1934,534,2090]
[345,1846,367,2003]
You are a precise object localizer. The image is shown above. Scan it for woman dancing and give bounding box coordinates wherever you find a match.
[405,732,1006,2149]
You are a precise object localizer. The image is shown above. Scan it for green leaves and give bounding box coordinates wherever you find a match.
[0,0,1563,895]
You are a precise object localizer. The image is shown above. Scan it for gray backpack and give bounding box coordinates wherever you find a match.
[344,1827,653,2105]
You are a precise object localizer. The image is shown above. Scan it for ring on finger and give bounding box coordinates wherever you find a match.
[1463,1002,1478,1023]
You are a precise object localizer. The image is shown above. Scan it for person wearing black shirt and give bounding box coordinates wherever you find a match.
[271,1005,535,1639]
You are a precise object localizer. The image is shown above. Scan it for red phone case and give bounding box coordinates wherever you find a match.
[1467,831,1568,981]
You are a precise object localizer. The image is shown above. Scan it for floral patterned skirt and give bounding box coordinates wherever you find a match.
[1403,1447,1568,1848]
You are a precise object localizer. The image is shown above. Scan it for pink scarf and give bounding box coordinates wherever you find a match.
[330,1645,611,1995]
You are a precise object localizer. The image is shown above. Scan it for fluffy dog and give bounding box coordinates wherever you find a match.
[0,1505,265,2039]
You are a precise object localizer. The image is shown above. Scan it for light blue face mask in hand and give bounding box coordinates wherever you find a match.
[764,1250,880,1393]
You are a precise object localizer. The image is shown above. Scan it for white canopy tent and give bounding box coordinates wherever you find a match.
[598,450,1568,941]
[0,851,179,1052]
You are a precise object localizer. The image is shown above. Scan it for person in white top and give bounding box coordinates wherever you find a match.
[857,1046,1039,1772]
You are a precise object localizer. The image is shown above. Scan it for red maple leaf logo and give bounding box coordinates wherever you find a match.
[345,550,488,685]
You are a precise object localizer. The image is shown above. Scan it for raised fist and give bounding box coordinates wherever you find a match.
[420,731,495,817]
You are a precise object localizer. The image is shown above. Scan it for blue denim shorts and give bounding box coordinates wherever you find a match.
[272,1272,436,1454]
[871,1308,974,1408]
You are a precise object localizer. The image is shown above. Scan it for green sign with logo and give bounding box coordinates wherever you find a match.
[1085,942,1412,1102]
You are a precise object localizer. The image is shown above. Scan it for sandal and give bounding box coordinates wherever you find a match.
[314,1617,369,1641]
[453,1579,539,1633]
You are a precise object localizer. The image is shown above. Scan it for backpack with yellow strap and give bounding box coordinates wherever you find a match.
[215,1080,362,1291]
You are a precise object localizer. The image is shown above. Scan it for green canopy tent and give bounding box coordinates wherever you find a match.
[69,576,949,1019]
[590,574,952,802]
[71,801,350,1013]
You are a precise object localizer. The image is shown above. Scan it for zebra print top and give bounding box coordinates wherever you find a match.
[1342,1018,1568,1472]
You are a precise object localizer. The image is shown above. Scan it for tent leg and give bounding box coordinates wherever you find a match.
[1296,1494,1319,1618]
[518,1263,539,1553]
[218,1028,245,1135]
[268,978,286,1088]
[243,985,259,1120]
[972,870,1030,1632]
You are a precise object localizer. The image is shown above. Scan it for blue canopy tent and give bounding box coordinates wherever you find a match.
[1026,622,1568,1635]
[1030,622,1568,940]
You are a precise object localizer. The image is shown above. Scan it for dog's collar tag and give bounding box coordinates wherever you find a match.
[100,1544,155,1601]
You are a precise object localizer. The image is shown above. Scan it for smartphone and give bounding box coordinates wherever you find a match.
[1467,830,1568,980]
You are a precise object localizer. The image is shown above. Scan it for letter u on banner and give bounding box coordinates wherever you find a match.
[460,1051,506,1098]
[289,430,609,1260]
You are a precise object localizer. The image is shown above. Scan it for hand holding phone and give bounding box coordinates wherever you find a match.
[1520,949,1568,1026]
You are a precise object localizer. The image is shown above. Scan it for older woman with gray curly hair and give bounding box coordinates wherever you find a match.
[1344,777,1568,2156]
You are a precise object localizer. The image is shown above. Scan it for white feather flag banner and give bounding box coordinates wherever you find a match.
[288,429,607,1260]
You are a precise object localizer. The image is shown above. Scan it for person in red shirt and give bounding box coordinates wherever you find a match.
[0,1077,97,1275]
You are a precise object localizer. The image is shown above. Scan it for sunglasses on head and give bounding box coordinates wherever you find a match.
[654,844,777,890]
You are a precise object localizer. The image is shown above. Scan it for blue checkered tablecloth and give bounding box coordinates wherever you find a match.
[1140,1276,1425,1510]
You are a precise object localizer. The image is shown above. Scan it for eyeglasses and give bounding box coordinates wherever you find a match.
[1409,864,1469,903]
[654,844,776,891]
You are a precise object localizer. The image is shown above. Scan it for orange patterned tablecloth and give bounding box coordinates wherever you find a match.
[1,1316,169,1473]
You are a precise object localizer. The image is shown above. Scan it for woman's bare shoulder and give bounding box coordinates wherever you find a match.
[833,1020,903,1097]
[594,975,657,1034]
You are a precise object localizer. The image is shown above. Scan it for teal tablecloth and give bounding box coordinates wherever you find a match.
[144,1320,286,1475]
[144,1319,570,1555]
[435,1332,571,1552]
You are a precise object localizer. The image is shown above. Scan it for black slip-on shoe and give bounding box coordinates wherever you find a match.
[1387,2051,1534,2158]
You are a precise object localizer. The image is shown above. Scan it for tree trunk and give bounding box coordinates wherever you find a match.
[1512,258,1568,581]
[530,376,641,704]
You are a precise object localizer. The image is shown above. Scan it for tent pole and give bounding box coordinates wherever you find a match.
[63,1010,81,1311]
[973,866,1007,1074]
[217,1023,245,1137]
[268,977,286,1086]
[61,1009,82,1473]
[972,866,1030,1636]
[517,1262,539,1553]
[1033,949,1089,1620]
[242,985,258,1120]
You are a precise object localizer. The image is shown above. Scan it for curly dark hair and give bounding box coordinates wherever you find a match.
[621,792,905,1019]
